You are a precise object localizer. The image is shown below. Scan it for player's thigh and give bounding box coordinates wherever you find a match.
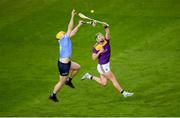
[70,61,81,70]
[100,74,107,83]
[103,71,115,80]
[100,74,108,85]
[59,75,68,83]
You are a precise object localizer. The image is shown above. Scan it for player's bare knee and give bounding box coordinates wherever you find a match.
[59,77,67,83]
[78,65,81,70]
[77,64,81,70]
[100,78,107,86]
[101,82,107,86]
[60,80,65,84]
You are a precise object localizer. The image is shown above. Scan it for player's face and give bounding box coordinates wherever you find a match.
[97,34,105,43]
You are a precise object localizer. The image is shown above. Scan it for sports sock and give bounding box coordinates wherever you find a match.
[51,92,56,97]
[90,75,93,80]
[120,90,124,94]
[67,77,72,82]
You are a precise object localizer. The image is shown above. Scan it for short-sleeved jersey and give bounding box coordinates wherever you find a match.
[92,39,111,64]
[58,34,72,58]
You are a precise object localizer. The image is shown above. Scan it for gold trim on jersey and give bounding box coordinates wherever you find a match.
[94,40,107,51]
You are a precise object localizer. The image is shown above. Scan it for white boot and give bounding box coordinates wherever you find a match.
[122,91,134,98]
[81,73,92,80]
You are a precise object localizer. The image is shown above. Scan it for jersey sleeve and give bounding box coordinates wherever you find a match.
[92,47,98,54]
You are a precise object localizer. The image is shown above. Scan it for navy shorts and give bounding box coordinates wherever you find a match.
[58,61,71,76]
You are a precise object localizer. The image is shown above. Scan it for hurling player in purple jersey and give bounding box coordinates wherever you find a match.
[82,23,134,98]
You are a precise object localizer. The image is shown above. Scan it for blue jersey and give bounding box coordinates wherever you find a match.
[58,34,72,58]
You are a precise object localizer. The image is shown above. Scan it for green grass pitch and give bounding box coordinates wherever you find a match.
[0,0,180,116]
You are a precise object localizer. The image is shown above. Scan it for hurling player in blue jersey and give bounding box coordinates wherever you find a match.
[49,9,83,102]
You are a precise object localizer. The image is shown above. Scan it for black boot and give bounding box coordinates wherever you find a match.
[65,77,75,88]
[49,93,59,102]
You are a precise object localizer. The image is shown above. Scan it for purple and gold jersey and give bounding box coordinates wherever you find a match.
[92,39,111,64]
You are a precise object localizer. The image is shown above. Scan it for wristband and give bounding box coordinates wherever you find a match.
[104,25,108,29]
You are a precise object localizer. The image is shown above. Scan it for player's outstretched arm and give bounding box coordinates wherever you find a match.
[70,20,84,38]
[103,23,110,39]
[66,9,76,37]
